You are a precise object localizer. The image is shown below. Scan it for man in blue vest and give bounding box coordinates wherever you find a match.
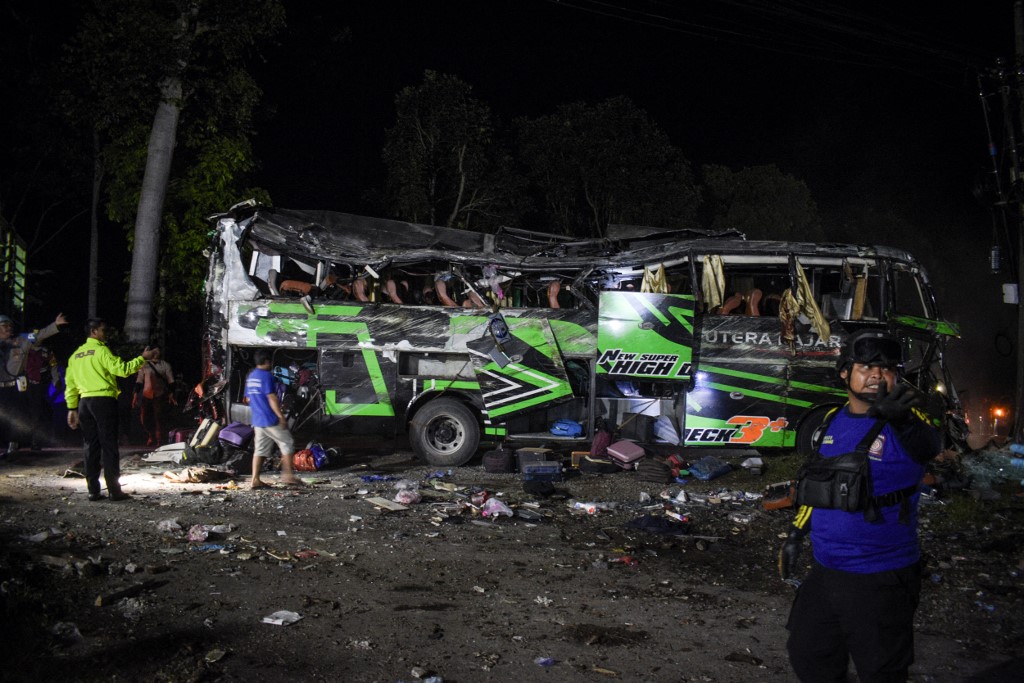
[783,329,943,682]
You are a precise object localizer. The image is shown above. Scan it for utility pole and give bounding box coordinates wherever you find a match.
[1013,1,1024,441]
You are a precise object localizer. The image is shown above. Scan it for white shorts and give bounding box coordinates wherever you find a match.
[253,424,294,458]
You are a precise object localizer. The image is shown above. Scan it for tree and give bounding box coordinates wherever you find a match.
[702,164,822,241]
[67,0,284,344]
[516,96,699,237]
[382,70,522,230]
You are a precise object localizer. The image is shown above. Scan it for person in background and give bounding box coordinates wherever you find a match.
[65,318,157,501]
[24,339,61,451]
[0,312,67,456]
[132,347,175,447]
[245,348,303,490]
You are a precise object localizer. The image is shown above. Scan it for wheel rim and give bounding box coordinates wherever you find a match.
[426,415,465,453]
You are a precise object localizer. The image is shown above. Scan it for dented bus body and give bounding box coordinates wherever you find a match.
[201,201,964,465]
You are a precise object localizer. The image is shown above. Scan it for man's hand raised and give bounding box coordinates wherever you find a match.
[868,383,918,423]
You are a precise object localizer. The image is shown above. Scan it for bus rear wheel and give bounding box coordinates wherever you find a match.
[796,406,835,457]
[410,398,481,466]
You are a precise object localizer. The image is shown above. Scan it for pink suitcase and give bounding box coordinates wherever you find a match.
[607,440,645,470]
[167,428,194,444]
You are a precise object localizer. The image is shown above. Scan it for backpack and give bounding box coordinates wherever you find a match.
[24,348,48,383]
[143,362,170,399]
[550,419,583,437]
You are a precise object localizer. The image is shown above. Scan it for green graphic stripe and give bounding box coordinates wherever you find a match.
[548,320,596,355]
[268,302,364,316]
[255,314,395,417]
[482,364,573,418]
[668,306,694,335]
[485,426,507,436]
[788,379,847,397]
[426,380,480,391]
[705,382,814,408]
[637,297,671,326]
[324,391,396,416]
[891,314,960,337]
[702,364,845,397]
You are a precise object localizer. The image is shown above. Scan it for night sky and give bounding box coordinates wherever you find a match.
[4,0,1020,420]
[250,0,1019,417]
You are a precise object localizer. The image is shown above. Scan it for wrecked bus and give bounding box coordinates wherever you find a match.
[200,201,965,466]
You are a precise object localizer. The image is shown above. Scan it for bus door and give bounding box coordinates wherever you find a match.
[465,314,574,421]
[595,291,697,444]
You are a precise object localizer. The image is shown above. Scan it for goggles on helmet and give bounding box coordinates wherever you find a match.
[847,333,901,368]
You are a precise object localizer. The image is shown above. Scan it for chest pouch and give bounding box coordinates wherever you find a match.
[796,419,885,519]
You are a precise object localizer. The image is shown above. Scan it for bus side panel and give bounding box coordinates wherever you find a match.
[465,317,573,421]
[689,316,842,448]
[597,292,696,382]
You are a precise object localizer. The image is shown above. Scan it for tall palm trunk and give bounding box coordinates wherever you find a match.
[124,76,181,343]
[88,127,103,319]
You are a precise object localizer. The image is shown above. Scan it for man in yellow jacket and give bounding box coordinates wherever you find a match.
[65,319,157,501]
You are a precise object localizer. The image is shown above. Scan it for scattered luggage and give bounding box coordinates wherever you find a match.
[218,422,255,448]
[482,447,515,473]
[607,440,645,470]
[183,418,223,464]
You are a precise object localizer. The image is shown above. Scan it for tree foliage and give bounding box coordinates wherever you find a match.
[702,164,822,241]
[64,0,283,341]
[516,96,699,237]
[382,70,522,230]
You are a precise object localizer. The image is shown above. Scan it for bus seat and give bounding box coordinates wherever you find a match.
[385,278,404,304]
[435,278,459,307]
[745,288,762,316]
[547,280,561,308]
[719,292,743,314]
[352,277,370,302]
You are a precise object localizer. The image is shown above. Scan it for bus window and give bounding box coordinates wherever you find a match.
[808,260,882,322]
[892,264,932,318]
[700,259,790,317]
[398,352,476,380]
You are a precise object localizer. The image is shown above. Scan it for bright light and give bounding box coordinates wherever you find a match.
[993,407,1006,418]
[934,382,946,394]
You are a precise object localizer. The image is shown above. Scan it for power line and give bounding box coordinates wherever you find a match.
[541,0,999,87]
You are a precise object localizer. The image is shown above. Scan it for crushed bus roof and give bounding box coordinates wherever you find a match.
[215,201,920,271]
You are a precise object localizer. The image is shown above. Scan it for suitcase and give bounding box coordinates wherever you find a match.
[521,461,564,482]
[607,440,645,470]
[482,448,515,473]
[167,428,193,444]
[188,418,221,448]
[219,422,255,448]
[515,447,552,473]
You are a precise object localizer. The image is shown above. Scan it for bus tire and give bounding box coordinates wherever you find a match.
[410,398,481,466]
[796,406,835,458]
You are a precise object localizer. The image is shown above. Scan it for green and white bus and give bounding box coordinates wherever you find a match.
[200,201,964,465]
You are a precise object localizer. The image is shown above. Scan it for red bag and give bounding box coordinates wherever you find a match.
[293,449,318,471]
[590,429,612,457]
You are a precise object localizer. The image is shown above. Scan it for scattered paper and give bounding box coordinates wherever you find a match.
[262,610,302,626]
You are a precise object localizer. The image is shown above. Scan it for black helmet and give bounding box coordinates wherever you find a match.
[837,329,902,373]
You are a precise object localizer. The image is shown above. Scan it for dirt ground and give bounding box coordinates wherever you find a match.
[0,443,1022,683]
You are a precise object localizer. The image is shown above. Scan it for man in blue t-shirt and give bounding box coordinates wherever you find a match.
[783,329,942,682]
[245,349,303,490]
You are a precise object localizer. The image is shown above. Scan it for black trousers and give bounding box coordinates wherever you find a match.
[78,396,123,495]
[0,384,26,446]
[787,560,921,683]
